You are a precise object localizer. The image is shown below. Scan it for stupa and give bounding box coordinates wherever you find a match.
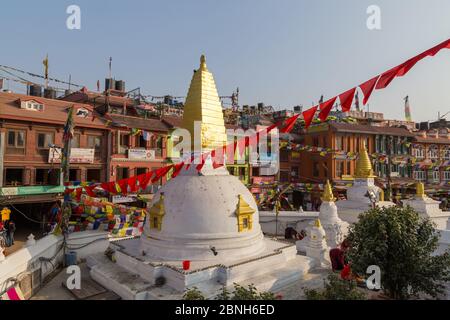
[318,180,349,248]
[336,144,395,223]
[403,182,450,230]
[88,56,313,299]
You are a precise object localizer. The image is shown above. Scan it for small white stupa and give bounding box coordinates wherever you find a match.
[336,144,395,223]
[305,219,330,268]
[89,56,313,299]
[403,182,450,230]
[318,180,349,248]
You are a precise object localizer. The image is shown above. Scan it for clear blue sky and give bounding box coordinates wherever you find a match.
[1,0,450,122]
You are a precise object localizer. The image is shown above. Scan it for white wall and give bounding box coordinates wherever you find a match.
[0,231,109,297]
[259,211,318,236]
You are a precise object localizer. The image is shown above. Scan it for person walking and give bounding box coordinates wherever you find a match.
[6,220,16,247]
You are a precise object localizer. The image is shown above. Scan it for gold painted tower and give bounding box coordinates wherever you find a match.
[321,180,336,202]
[354,144,376,178]
[182,55,227,151]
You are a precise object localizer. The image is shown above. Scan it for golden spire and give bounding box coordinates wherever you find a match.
[354,144,376,178]
[314,219,322,228]
[182,55,227,151]
[416,182,425,198]
[321,180,336,202]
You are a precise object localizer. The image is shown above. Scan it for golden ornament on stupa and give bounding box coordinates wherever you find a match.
[321,180,336,202]
[416,182,425,198]
[181,55,227,152]
[354,144,376,178]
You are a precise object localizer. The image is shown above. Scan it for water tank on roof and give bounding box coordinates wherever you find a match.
[164,95,173,105]
[115,80,125,92]
[44,88,57,99]
[293,105,302,113]
[105,78,116,91]
[29,85,42,97]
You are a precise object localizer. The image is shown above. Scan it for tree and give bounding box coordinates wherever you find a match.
[182,287,205,300]
[346,205,450,300]
[304,273,366,300]
[183,284,277,300]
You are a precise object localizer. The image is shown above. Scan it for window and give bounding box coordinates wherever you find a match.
[37,132,54,149]
[6,130,26,155]
[413,146,425,158]
[116,167,129,180]
[346,161,351,175]
[313,162,320,177]
[69,169,81,181]
[4,168,24,186]
[138,135,147,148]
[87,135,102,154]
[444,171,450,181]
[87,169,101,182]
[291,166,299,178]
[72,133,81,148]
[119,133,130,154]
[35,168,59,185]
[413,171,426,182]
[242,218,249,229]
[442,148,450,160]
[312,137,319,147]
[25,101,44,111]
[280,149,289,162]
[427,170,440,183]
[136,168,147,176]
[428,146,439,159]
[335,136,343,150]
[336,161,344,178]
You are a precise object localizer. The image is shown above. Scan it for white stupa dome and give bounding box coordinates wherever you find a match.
[140,56,266,262]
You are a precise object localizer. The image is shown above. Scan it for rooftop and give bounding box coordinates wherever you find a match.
[0,92,107,129]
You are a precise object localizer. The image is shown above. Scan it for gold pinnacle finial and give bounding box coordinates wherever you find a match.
[321,180,336,202]
[182,55,227,151]
[355,143,376,178]
[200,55,207,70]
[416,182,425,197]
[314,219,322,228]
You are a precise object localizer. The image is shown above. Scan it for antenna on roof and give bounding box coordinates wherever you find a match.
[109,57,112,79]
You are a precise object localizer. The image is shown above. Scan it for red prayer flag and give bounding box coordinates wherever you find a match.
[118,179,128,195]
[100,182,110,193]
[318,97,338,122]
[108,181,117,195]
[127,175,138,192]
[376,65,402,89]
[151,165,173,183]
[171,162,185,178]
[302,106,318,129]
[280,114,300,133]
[359,76,380,105]
[84,186,96,197]
[75,188,83,202]
[339,88,356,112]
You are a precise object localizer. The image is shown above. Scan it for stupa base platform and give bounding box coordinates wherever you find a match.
[88,237,314,300]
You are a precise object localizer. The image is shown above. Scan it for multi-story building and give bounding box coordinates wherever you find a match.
[0,91,109,224]
[61,85,173,203]
[411,128,450,186]
[296,122,414,205]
